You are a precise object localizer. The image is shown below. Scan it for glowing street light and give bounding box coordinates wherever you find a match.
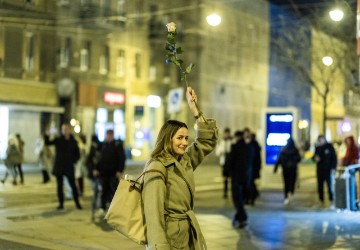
[206,13,221,26]
[322,56,333,66]
[329,9,344,22]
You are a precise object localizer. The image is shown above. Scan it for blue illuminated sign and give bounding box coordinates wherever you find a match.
[266,113,293,164]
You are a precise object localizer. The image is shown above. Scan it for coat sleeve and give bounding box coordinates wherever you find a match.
[142,162,170,249]
[330,145,337,170]
[44,135,56,146]
[274,152,282,173]
[186,119,218,170]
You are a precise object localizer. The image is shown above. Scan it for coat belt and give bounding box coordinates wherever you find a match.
[166,210,207,250]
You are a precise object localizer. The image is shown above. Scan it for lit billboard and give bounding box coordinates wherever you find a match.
[265,113,293,164]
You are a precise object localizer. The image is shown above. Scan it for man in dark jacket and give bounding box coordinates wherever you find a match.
[45,123,82,210]
[94,129,126,212]
[227,128,258,228]
[312,135,337,207]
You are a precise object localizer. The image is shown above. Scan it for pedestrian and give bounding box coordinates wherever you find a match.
[274,137,301,205]
[75,134,87,196]
[340,135,359,200]
[247,133,262,205]
[35,134,53,183]
[215,127,232,198]
[312,135,337,208]
[15,134,25,184]
[93,129,125,216]
[341,135,359,166]
[1,136,21,185]
[227,128,257,228]
[45,123,82,210]
[142,86,218,249]
[85,134,101,186]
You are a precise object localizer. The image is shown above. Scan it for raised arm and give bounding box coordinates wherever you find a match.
[185,87,218,169]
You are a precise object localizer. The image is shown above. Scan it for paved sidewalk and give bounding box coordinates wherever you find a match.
[1,162,360,249]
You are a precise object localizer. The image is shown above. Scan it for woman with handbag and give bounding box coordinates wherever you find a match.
[142,86,218,250]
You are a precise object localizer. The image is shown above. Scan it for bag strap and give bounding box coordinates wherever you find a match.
[136,169,168,185]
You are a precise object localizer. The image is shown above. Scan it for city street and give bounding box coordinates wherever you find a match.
[1,162,360,250]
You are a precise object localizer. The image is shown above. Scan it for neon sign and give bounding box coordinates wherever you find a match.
[104,92,125,105]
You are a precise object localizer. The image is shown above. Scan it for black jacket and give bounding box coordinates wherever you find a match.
[96,139,126,176]
[227,139,258,185]
[313,143,337,170]
[45,135,80,177]
[274,146,301,173]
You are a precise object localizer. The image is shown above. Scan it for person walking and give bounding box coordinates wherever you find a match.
[340,135,360,201]
[312,135,337,208]
[75,134,87,196]
[341,135,359,166]
[35,134,53,183]
[1,136,21,185]
[227,128,257,228]
[142,87,218,249]
[274,138,301,205]
[45,123,82,210]
[215,127,232,198]
[247,133,262,205]
[93,129,125,215]
[15,134,25,184]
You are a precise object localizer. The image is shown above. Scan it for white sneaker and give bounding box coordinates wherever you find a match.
[329,204,335,210]
[284,198,289,205]
[96,208,105,218]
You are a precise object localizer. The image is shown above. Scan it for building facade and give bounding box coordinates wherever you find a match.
[0,0,355,164]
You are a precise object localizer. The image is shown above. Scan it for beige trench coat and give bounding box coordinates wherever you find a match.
[143,119,218,250]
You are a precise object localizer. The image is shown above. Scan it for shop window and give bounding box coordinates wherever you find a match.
[60,37,71,68]
[99,45,109,75]
[25,32,34,72]
[116,49,125,77]
[80,41,91,71]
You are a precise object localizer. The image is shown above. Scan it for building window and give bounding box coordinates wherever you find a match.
[60,37,71,68]
[99,45,109,75]
[100,0,110,16]
[135,52,141,78]
[25,32,34,72]
[117,0,126,16]
[116,50,125,77]
[81,0,91,6]
[80,41,91,71]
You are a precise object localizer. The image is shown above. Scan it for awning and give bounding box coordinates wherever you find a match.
[0,103,64,113]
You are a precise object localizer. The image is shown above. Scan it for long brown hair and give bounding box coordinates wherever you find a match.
[149,120,188,162]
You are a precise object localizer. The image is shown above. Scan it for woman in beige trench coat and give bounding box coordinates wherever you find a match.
[142,87,218,250]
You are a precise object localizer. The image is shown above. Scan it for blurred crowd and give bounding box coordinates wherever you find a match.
[1,123,126,214]
[216,127,360,229]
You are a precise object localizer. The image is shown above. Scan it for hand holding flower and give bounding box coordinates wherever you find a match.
[165,22,206,123]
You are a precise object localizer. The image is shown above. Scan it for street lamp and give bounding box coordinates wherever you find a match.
[322,56,333,66]
[329,9,344,22]
[206,13,221,26]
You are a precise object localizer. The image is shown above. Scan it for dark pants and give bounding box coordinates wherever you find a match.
[56,175,81,207]
[317,168,333,201]
[100,176,119,210]
[222,164,230,197]
[282,167,297,198]
[15,164,24,183]
[231,181,248,222]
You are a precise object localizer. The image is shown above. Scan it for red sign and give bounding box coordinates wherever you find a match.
[104,92,125,105]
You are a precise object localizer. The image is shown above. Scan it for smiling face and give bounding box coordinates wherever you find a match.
[171,127,189,158]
